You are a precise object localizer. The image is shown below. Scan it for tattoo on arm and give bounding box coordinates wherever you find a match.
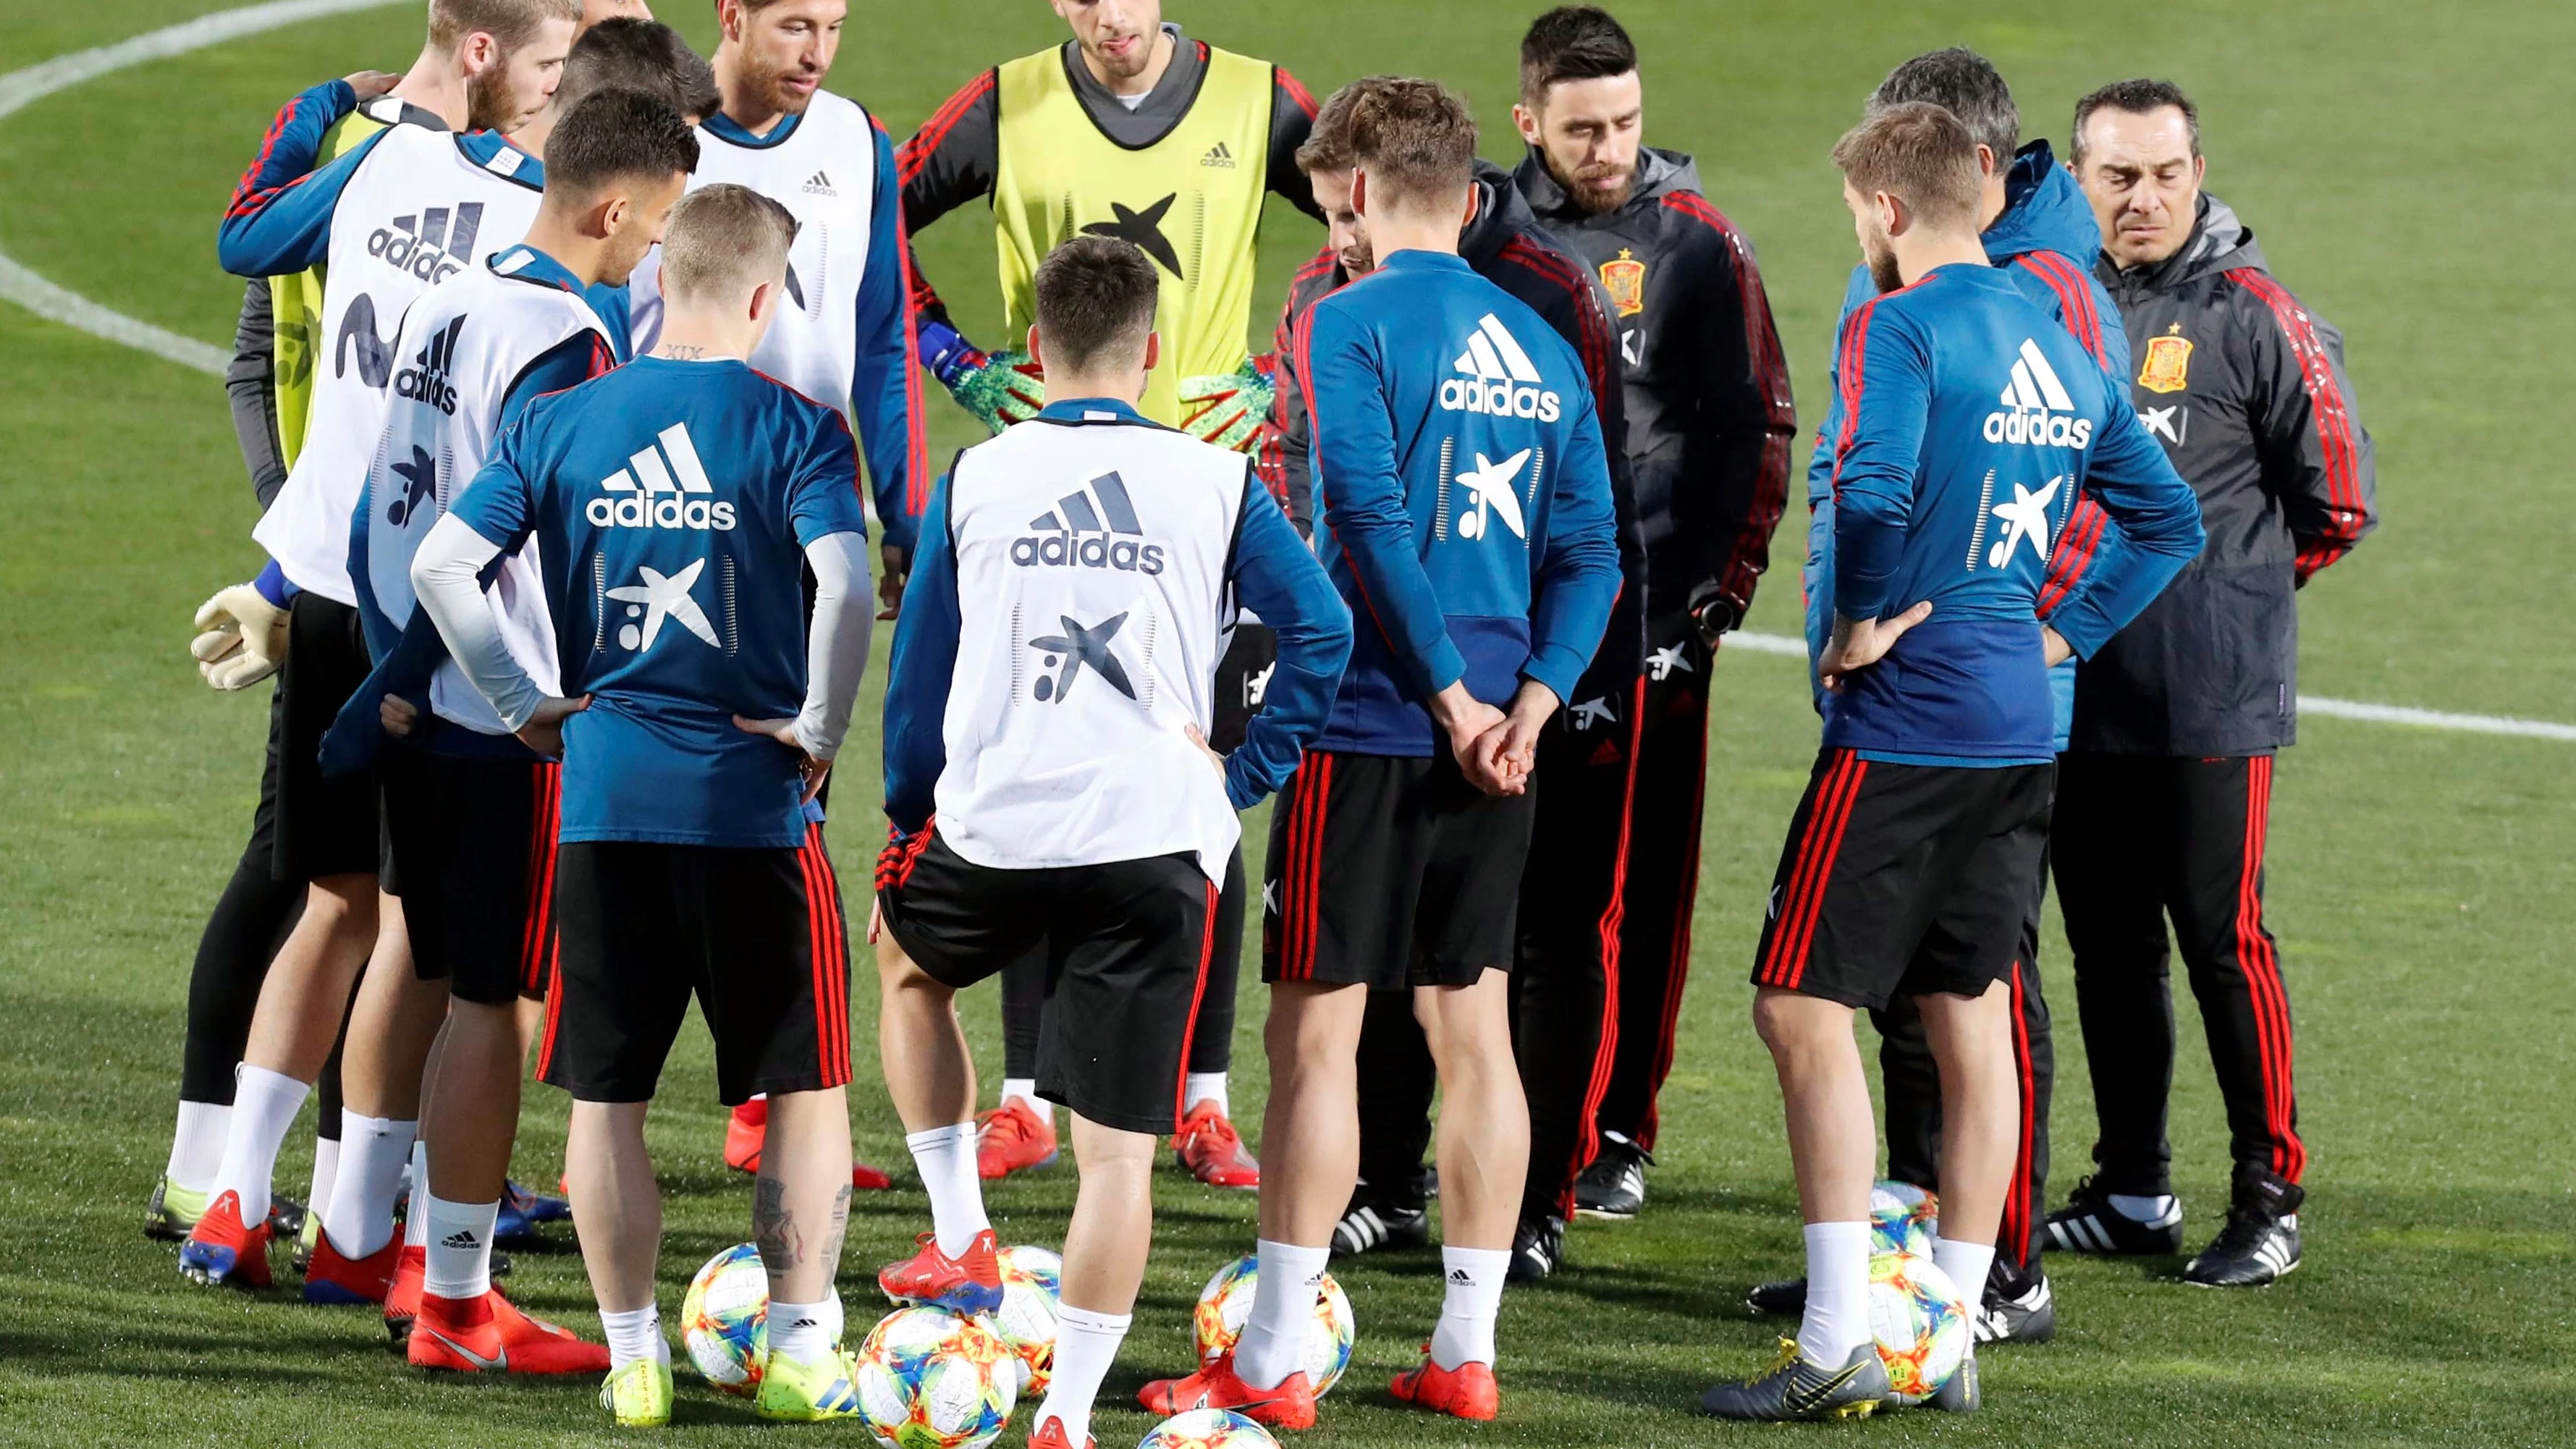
[753,1176,805,1273]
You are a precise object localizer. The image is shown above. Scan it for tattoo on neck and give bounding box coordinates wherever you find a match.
[659,344,709,360]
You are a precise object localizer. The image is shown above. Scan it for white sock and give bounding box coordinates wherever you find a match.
[767,1295,841,1364]
[905,1123,990,1256]
[1429,1245,1509,1369]
[402,1141,431,1250]
[1034,1304,1131,1446]
[422,1193,498,1300]
[209,1064,308,1226]
[1233,1239,1327,1390]
[1182,1073,1230,1119]
[998,1079,1052,1126]
[1796,1220,1872,1364]
[601,1303,668,1374]
[322,1112,415,1259]
[305,1136,341,1230]
[1931,1236,1997,1304]
[2108,1192,2179,1225]
[167,1101,230,1190]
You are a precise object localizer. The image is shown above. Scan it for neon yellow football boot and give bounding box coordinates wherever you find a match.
[144,1176,209,1241]
[600,1356,675,1427]
[753,1346,865,1421]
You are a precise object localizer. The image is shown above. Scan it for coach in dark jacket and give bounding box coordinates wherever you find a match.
[2044,79,2376,1290]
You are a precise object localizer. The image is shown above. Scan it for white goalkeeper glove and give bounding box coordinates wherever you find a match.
[192,583,290,690]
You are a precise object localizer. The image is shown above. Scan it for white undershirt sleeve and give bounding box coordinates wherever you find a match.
[795,529,874,761]
[410,513,544,731]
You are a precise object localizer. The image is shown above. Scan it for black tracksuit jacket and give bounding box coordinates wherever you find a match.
[2075,194,2378,755]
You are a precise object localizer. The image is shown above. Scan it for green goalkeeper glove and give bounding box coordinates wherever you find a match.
[192,583,289,690]
[1179,353,1277,455]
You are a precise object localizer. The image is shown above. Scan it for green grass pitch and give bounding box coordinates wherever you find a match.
[3,0,2574,1443]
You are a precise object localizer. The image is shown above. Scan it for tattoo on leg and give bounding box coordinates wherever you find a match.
[818,1183,853,1277]
[753,1176,805,1273]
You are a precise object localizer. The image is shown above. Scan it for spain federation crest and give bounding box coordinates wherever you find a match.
[2138,332,2194,394]
[1600,248,1647,318]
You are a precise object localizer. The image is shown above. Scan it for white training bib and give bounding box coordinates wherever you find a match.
[256,128,544,604]
[359,248,604,734]
[934,414,1254,880]
[627,90,885,416]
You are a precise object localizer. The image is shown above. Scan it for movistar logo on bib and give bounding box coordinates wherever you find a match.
[1983,339,2095,448]
[1440,313,1562,422]
[1011,470,1167,574]
[589,423,737,531]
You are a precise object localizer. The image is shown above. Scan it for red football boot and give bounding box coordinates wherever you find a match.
[852,1161,894,1191]
[302,1230,403,1306]
[1137,1351,1319,1431]
[1390,1351,1500,1421]
[1028,1416,1094,1449]
[976,1099,1060,1180]
[725,1098,769,1173]
[177,1190,273,1289]
[382,1243,426,1348]
[408,1286,612,1374]
[878,1228,1003,1314]
[1174,1099,1260,1190]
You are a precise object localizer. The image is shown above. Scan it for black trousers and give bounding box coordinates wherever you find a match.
[1875,895,2054,1284]
[2053,753,2305,1196]
[1597,631,1713,1152]
[1351,675,1647,1222]
[1003,848,1241,1086]
[177,684,345,1138]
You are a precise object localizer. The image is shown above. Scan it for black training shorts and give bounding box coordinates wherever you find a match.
[877,828,1221,1136]
[381,747,559,1005]
[271,592,380,882]
[538,825,852,1105]
[1263,748,1537,989]
[1752,748,2052,1010]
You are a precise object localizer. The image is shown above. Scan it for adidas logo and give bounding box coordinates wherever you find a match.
[1448,1268,1474,1284]
[1982,338,2095,448]
[1010,470,1166,574]
[588,422,738,531]
[801,169,836,195]
[1201,141,1235,169]
[440,1230,480,1249]
[1438,313,1561,421]
[367,202,486,285]
[392,314,465,415]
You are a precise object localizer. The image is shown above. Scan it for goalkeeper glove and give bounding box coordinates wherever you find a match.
[1179,352,1277,455]
[192,582,290,690]
[919,318,1044,435]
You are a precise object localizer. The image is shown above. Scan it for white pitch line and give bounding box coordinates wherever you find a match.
[6,4,2569,747]
[1731,630,2576,742]
[0,0,407,376]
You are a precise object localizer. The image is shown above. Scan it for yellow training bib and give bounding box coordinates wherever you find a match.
[269,106,389,465]
[992,44,1274,427]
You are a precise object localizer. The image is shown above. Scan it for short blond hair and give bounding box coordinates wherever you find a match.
[428,0,580,53]
[661,184,798,303]
[1831,100,1982,232]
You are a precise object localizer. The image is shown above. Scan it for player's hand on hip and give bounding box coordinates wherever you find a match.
[515,694,591,759]
[1818,601,1933,691]
[192,583,289,690]
[1183,723,1226,777]
[735,714,833,803]
[379,693,419,738]
[2042,625,2074,667]
[877,543,911,620]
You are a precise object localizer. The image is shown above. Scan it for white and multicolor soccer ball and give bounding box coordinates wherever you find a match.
[1191,1256,1355,1396]
[1867,1251,1969,1404]
[680,1243,769,1395]
[980,1244,1063,1395]
[1138,1408,1282,1448]
[1869,1180,1939,1257]
[854,1306,1018,1449]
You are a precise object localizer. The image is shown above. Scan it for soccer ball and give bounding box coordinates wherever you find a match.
[1138,1408,1281,1448]
[1867,1251,1969,1404]
[1869,1180,1939,1256]
[1191,1256,1355,1396]
[853,1305,1018,1449]
[981,1244,1063,1395]
[680,1243,769,1395]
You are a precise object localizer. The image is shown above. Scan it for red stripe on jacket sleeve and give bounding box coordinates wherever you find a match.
[2226,268,2368,581]
[898,69,995,188]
